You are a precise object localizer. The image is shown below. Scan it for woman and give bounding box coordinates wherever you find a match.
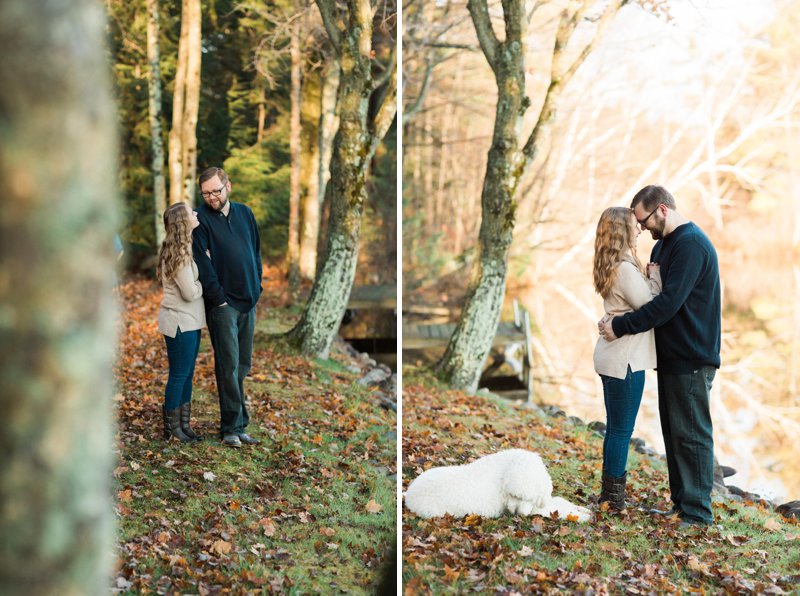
[593,206,661,509]
[157,202,205,443]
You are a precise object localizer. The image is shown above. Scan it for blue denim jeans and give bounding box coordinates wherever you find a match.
[206,305,255,435]
[600,367,645,478]
[658,366,716,524]
[163,327,201,411]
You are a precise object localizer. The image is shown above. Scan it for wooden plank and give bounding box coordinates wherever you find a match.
[346,285,396,309]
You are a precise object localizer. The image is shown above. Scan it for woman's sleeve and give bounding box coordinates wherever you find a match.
[174,262,203,302]
[616,262,656,310]
[648,269,662,294]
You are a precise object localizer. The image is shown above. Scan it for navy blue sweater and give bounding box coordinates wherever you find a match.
[611,222,721,374]
[192,202,262,313]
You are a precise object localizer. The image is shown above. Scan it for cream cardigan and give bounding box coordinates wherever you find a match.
[157,260,206,338]
[593,257,661,379]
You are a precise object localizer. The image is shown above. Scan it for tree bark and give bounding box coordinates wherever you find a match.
[0,1,118,592]
[288,2,302,294]
[168,0,202,206]
[147,0,167,246]
[287,0,397,358]
[438,0,625,390]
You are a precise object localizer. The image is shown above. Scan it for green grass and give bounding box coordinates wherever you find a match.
[114,301,396,594]
[402,367,800,594]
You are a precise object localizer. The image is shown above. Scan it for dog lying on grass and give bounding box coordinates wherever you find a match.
[404,449,591,522]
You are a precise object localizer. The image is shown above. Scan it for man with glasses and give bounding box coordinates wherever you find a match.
[599,185,721,528]
[193,167,263,448]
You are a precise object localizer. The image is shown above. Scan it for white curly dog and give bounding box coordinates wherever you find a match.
[404,449,591,522]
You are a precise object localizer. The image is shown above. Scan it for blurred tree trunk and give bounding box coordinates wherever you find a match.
[314,61,341,277]
[299,77,321,281]
[438,0,624,390]
[0,0,119,593]
[168,0,202,205]
[288,0,302,295]
[287,0,396,358]
[147,0,167,246]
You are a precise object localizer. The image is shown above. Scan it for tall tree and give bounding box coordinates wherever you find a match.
[288,2,303,295]
[437,0,625,390]
[0,0,118,592]
[287,0,397,357]
[148,0,168,245]
[168,0,202,205]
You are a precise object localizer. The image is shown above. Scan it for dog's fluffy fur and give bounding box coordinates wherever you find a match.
[404,449,591,522]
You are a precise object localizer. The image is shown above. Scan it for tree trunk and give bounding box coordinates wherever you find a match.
[180,0,202,205]
[438,0,625,390]
[436,37,526,390]
[288,2,302,294]
[0,1,118,592]
[314,61,341,276]
[299,83,321,281]
[147,0,167,246]
[168,0,201,206]
[287,0,396,358]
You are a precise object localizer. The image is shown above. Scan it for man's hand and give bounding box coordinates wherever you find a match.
[598,316,619,342]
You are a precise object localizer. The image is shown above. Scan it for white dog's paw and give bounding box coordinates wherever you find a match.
[506,496,520,514]
[516,500,534,516]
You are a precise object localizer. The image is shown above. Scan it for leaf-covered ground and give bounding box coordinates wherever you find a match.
[402,369,800,594]
[113,276,396,594]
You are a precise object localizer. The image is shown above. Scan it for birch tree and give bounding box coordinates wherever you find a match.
[288,1,303,295]
[0,0,118,592]
[168,0,202,205]
[437,0,626,390]
[147,0,168,245]
[287,0,397,358]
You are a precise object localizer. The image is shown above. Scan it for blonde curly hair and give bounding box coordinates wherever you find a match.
[593,206,643,298]
[157,202,194,282]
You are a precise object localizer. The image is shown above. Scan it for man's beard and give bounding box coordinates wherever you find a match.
[211,196,228,211]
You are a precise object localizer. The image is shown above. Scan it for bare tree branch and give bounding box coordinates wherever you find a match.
[315,0,341,53]
[467,0,500,71]
[370,64,398,156]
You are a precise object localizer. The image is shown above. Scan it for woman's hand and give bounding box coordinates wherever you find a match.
[647,262,660,277]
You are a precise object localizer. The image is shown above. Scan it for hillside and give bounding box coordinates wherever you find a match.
[402,369,799,594]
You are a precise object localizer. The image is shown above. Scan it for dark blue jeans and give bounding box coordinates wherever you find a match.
[658,366,716,524]
[206,305,255,435]
[600,367,645,478]
[163,327,201,411]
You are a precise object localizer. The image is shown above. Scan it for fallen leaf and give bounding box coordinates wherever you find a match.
[210,540,232,556]
[764,518,782,531]
[203,471,216,482]
[117,489,132,503]
[519,545,534,557]
[259,517,276,537]
[366,499,382,514]
[320,527,335,537]
[443,564,460,583]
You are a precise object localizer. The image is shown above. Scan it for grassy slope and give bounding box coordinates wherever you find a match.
[402,368,799,594]
[114,277,396,594]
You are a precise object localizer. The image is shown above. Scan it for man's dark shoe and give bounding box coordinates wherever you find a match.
[238,433,260,445]
[650,505,682,516]
[222,434,242,448]
[678,517,710,530]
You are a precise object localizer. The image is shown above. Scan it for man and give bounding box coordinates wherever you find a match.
[193,167,263,448]
[599,185,720,527]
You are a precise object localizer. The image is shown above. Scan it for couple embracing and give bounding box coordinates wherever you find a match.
[593,185,721,528]
[156,167,263,448]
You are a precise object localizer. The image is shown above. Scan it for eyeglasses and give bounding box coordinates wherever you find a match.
[201,185,225,199]
[637,204,661,227]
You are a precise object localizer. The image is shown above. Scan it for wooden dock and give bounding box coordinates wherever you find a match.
[402,301,535,403]
[346,284,396,310]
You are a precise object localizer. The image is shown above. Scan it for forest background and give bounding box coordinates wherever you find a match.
[110,0,397,288]
[403,0,800,503]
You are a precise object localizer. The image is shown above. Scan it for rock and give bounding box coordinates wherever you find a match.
[346,365,362,374]
[776,500,800,519]
[720,465,737,478]
[630,437,646,448]
[566,415,584,426]
[588,421,607,433]
[727,485,746,497]
[541,405,565,418]
[357,367,390,387]
[634,443,657,457]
